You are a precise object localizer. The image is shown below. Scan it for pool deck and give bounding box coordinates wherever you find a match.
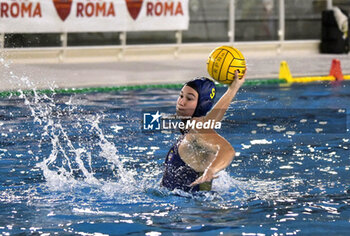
[1,46,350,91]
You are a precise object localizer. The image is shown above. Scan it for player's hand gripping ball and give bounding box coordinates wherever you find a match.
[207,46,246,84]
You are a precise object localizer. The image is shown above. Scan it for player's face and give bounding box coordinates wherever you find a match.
[176,86,198,117]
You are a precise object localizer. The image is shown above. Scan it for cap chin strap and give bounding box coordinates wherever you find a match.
[179,119,191,135]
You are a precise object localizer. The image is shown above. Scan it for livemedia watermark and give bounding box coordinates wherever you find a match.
[142,108,347,134]
[143,110,221,131]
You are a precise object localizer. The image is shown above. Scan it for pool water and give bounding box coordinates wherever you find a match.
[0,78,349,235]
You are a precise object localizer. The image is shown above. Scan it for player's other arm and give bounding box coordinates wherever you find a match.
[189,134,235,187]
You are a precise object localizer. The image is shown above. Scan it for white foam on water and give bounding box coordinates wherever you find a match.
[286,131,296,136]
[273,125,286,132]
[111,125,123,133]
[212,171,282,202]
[280,165,294,170]
[315,128,323,133]
[241,144,251,149]
[212,171,247,193]
[250,139,272,145]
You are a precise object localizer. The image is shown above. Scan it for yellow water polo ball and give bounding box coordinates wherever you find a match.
[207,46,246,84]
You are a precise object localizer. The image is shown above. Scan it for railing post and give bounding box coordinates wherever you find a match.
[175,30,182,58]
[0,33,4,49]
[228,0,235,43]
[327,0,333,10]
[59,32,67,62]
[278,0,285,53]
[119,31,127,60]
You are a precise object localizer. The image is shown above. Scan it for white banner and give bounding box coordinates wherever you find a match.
[0,0,189,33]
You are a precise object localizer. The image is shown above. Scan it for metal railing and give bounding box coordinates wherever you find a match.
[0,0,336,60]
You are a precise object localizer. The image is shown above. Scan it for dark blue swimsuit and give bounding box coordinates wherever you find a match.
[161,135,212,192]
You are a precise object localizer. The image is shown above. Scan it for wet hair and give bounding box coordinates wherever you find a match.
[184,77,216,117]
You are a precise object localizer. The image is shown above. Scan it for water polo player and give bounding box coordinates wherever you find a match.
[161,70,246,192]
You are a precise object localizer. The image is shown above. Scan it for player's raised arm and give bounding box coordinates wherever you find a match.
[204,70,246,123]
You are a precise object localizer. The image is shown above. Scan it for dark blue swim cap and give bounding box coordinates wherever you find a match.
[185,77,216,117]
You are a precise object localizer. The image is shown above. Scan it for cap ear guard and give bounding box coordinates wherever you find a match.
[185,77,216,117]
[194,98,215,117]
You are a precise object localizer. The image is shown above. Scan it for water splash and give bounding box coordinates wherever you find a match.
[88,115,136,187]
[3,64,142,197]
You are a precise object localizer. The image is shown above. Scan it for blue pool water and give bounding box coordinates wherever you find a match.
[0,78,350,235]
